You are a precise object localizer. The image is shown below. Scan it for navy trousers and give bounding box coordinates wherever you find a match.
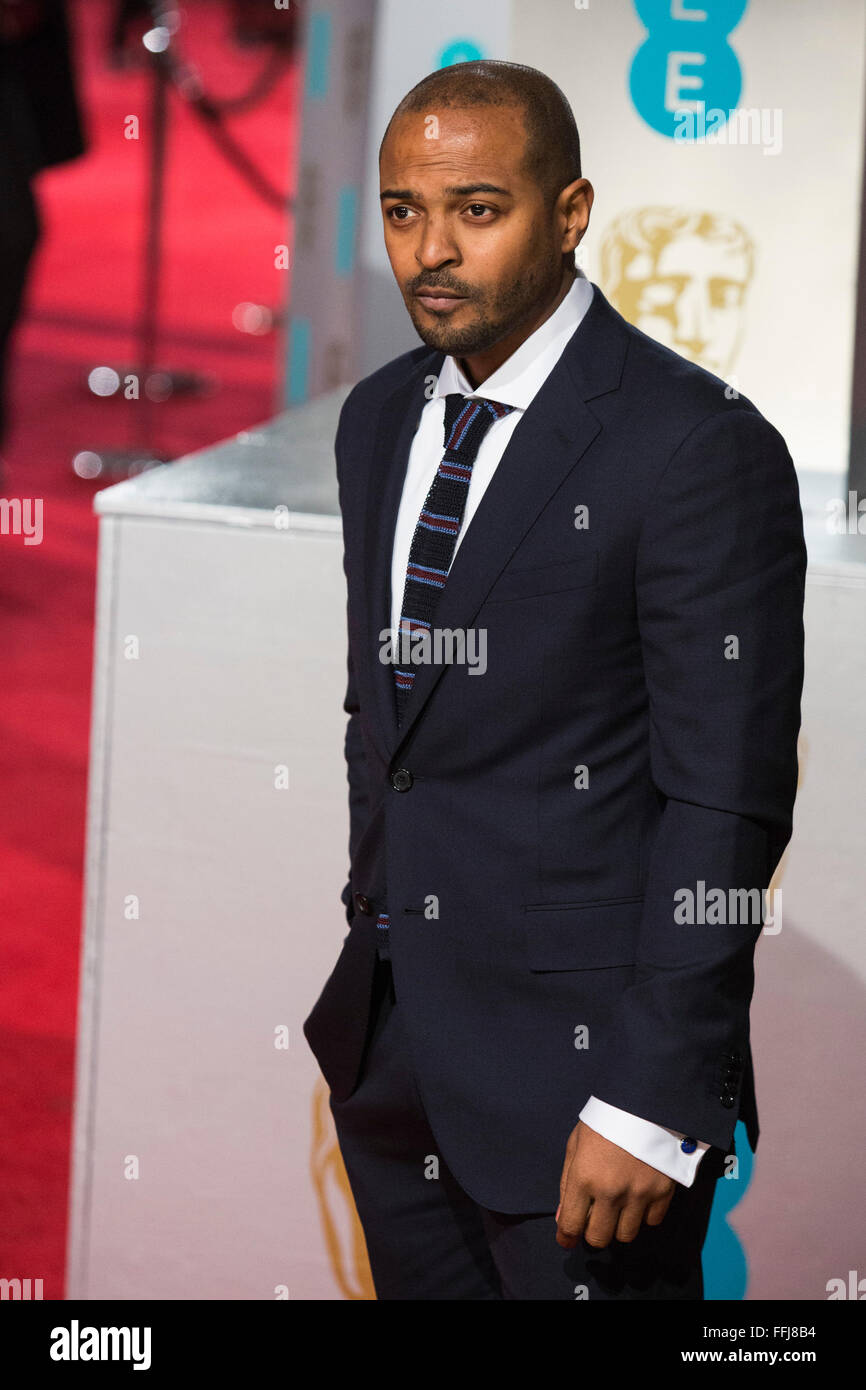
[330,958,727,1300]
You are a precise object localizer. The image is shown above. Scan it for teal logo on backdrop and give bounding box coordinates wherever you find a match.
[437,38,484,68]
[630,0,749,139]
[702,1120,754,1300]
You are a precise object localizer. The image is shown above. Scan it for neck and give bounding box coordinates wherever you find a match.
[458,264,577,389]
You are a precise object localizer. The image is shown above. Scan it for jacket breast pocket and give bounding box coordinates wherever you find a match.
[523,895,643,971]
[484,549,598,602]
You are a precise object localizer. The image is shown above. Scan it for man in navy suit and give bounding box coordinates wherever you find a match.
[303,60,806,1300]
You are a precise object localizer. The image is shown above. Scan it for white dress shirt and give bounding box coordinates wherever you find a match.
[389,269,711,1187]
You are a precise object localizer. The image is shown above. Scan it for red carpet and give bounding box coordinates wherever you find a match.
[0,0,297,1298]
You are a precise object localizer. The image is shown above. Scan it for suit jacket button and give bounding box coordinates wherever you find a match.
[720,1096,736,1108]
[354,893,372,915]
[391,768,413,792]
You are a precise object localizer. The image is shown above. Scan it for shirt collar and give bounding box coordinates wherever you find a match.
[435,268,594,410]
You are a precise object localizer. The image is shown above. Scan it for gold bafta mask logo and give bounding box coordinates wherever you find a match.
[600,208,755,376]
[310,1077,376,1299]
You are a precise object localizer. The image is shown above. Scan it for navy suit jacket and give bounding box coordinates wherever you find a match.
[303,285,806,1213]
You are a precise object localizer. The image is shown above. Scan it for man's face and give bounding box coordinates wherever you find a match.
[379,105,564,357]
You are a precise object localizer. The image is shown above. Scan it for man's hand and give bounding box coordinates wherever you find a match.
[556,1120,676,1249]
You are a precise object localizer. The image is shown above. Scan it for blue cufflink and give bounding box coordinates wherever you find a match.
[680,1137,698,1154]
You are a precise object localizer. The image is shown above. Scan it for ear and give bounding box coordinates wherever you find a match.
[559,178,594,254]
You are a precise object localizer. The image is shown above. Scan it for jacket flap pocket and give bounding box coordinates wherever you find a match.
[523,896,643,970]
[485,550,598,602]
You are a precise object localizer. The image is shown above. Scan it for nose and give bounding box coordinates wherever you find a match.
[415,215,459,272]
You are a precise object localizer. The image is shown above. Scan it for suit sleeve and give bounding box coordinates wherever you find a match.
[339,642,370,924]
[335,389,371,925]
[589,407,806,1150]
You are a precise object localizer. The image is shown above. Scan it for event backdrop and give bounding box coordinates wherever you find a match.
[287,0,866,479]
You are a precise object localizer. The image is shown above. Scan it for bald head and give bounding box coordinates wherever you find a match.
[380,60,582,211]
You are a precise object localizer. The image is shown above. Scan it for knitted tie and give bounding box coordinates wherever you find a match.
[393,392,516,726]
[377,392,515,961]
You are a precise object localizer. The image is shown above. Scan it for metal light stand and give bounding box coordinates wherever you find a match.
[75,5,212,482]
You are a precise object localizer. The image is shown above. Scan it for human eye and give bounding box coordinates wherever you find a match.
[385,204,416,222]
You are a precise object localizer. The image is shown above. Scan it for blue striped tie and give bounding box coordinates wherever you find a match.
[393,392,516,726]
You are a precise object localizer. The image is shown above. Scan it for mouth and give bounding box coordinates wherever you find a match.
[414,290,468,313]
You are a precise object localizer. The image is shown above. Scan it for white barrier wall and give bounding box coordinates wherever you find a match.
[732,474,866,1299]
[67,397,376,1300]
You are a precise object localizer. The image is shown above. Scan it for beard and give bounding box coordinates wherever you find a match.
[404,257,560,357]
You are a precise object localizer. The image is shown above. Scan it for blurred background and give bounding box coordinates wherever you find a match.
[0,0,300,1298]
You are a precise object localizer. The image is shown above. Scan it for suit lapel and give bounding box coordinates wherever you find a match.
[359,285,629,763]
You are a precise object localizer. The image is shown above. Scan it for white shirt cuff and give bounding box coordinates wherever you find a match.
[578,1096,711,1187]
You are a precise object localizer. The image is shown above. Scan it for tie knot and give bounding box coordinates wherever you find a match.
[442,393,516,461]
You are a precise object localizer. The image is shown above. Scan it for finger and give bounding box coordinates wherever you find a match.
[614,1199,646,1244]
[582,1197,620,1249]
[644,1189,675,1226]
[558,1142,578,1206]
[556,1186,593,1248]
